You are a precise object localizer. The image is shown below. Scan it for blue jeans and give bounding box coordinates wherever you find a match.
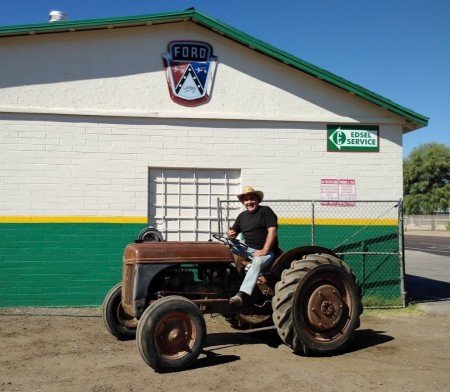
[231,244,275,296]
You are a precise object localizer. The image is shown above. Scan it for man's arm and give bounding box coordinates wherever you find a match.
[227,215,241,239]
[255,226,277,256]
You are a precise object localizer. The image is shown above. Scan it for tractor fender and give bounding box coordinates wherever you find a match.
[269,246,338,281]
[133,263,171,319]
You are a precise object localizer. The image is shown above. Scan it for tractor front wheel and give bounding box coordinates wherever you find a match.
[137,296,206,372]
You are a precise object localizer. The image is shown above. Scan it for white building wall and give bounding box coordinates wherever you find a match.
[0,19,407,219]
[0,113,403,218]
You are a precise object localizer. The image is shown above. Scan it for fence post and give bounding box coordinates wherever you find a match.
[362,240,367,296]
[217,198,223,237]
[398,199,406,307]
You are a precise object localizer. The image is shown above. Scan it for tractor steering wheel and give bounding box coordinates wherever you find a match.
[212,234,250,258]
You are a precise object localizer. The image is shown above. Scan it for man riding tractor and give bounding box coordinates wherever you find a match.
[103,187,363,372]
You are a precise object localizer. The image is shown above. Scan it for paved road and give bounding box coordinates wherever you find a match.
[405,234,450,256]
[404,231,450,314]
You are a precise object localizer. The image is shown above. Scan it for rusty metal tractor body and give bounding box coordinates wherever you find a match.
[103,233,363,372]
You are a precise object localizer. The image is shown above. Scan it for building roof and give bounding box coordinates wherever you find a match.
[0,8,429,131]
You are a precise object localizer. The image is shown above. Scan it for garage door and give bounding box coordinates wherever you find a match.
[149,168,241,241]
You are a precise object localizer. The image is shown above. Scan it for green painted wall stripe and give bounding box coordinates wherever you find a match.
[0,221,402,307]
[0,222,145,307]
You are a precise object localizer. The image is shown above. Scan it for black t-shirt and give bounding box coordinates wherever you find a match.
[232,205,279,250]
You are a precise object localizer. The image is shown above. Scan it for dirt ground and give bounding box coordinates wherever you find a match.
[0,306,449,392]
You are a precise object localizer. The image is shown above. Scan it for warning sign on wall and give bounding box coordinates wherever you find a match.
[321,179,356,206]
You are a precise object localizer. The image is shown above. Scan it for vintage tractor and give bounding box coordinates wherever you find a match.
[103,228,362,372]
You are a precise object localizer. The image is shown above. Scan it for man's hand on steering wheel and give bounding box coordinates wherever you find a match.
[226,227,238,239]
[212,233,235,245]
[212,233,250,259]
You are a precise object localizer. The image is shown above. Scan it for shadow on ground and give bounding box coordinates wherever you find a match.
[188,324,393,371]
[405,274,450,303]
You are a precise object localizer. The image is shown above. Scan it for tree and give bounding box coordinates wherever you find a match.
[403,142,450,215]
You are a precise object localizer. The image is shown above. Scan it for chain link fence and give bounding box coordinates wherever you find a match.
[217,199,404,308]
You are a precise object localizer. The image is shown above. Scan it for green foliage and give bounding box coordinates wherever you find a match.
[403,143,450,215]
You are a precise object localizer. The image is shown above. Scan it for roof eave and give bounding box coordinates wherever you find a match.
[0,10,194,37]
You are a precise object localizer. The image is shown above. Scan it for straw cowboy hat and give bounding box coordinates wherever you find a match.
[237,186,264,203]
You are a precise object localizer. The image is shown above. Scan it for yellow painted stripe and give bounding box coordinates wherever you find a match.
[0,216,148,224]
[279,218,313,225]
[0,216,397,226]
[279,218,398,226]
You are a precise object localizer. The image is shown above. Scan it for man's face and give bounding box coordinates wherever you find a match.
[242,194,259,214]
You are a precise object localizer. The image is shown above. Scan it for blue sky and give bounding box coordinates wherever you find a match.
[1,0,448,157]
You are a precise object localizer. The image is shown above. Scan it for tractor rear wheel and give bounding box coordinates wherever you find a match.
[137,296,206,372]
[102,283,136,341]
[272,254,362,356]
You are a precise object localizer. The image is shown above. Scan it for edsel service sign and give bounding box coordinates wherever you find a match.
[327,125,379,152]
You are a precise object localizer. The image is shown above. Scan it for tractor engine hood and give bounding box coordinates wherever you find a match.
[123,241,234,264]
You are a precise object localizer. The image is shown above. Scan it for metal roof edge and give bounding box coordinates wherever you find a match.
[0,9,194,36]
[0,8,429,128]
